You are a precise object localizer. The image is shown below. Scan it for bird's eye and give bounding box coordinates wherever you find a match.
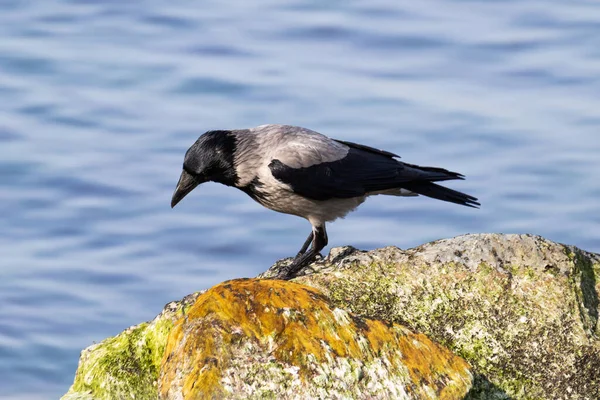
[183,165,197,176]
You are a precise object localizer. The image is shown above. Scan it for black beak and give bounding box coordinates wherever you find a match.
[171,170,201,208]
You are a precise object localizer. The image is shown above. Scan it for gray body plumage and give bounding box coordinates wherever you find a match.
[171,124,479,279]
[232,125,379,225]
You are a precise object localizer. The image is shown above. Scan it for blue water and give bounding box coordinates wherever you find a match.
[1,1,599,398]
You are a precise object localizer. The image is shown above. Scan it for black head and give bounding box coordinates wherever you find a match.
[171,130,237,208]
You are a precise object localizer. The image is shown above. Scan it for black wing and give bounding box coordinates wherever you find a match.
[333,139,400,159]
[269,146,476,206]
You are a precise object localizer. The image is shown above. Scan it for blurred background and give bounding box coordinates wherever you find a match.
[1,0,599,398]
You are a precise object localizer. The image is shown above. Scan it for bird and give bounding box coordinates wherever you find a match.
[171,124,479,280]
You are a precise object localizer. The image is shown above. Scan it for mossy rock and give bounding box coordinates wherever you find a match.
[61,292,202,400]
[270,234,600,400]
[63,233,600,400]
[159,278,472,399]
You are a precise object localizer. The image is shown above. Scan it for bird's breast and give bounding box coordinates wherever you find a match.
[238,174,366,224]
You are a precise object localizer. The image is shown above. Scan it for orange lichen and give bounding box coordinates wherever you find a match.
[158,278,471,399]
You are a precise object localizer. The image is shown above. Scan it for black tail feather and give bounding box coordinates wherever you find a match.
[402,181,480,208]
[402,163,465,181]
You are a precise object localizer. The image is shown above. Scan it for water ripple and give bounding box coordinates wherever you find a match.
[1,1,599,399]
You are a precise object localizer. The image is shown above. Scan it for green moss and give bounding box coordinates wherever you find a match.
[568,248,599,336]
[62,293,202,400]
[66,320,167,399]
[60,393,96,400]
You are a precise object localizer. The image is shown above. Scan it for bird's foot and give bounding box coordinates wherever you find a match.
[274,253,324,280]
[274,261,302,280]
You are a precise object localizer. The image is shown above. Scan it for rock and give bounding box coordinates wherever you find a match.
[159,279,472,399]
[62,233,600,400]
[269,233,600,400]
[61,292,203,400]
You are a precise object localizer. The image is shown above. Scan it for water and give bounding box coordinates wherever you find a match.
[1,0,599,398]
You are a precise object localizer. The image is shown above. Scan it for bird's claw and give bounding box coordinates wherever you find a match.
[275,252,325,280]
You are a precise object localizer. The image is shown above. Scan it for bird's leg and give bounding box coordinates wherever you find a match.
[296,231,314,257]
[278,225,328,280]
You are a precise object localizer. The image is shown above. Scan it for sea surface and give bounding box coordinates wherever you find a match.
[1,1,599,398]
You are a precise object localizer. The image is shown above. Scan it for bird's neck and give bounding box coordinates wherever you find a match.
[211,171,238,187]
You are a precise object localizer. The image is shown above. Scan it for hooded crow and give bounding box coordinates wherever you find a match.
[171,124,479,279]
